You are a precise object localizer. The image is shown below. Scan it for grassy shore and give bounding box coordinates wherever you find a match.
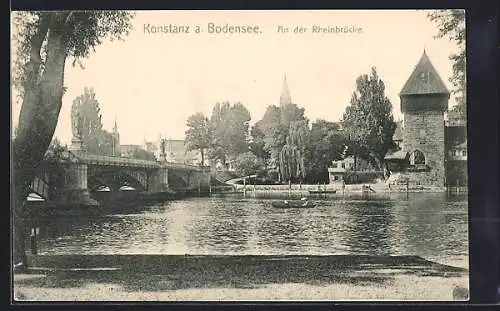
[13,255,469,301]
[14,272,468,301]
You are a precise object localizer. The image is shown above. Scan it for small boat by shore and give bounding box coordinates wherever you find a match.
[309,190,337,194]
[271,199,315,208]
[211,191,244,197]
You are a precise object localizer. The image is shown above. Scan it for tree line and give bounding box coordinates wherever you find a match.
[185,67,397,184]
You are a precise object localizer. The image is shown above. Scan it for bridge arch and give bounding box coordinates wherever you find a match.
[88,175,115,192]
[113,172,146,192]
[29,173,50,201]
[88,169,147,192]
[123,170,148,189]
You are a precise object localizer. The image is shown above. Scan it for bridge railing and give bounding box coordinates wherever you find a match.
[44,149,80,163]
[83,154,161,168]
[165,162,210,171]
[45,150,210,171]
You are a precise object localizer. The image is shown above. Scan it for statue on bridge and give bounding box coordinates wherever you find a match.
[69,100,87,154]
[71,101,84,140]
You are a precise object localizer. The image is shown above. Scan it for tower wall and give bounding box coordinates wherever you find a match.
[403,107,446,187]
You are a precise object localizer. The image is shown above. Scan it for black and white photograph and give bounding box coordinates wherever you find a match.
[11,9,468,301]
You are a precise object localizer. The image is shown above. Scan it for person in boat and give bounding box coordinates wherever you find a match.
[300,197,309,206]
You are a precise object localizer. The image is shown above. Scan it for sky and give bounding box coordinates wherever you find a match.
[11,10,463,145]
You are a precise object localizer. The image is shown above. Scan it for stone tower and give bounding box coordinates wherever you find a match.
[400,50,450,187]
[280,74,292,106]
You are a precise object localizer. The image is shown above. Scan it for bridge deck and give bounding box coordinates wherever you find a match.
[45,151,208,170]
[83,155,160,168]
[81,155,206,171]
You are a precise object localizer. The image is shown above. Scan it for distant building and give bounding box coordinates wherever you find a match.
[444,111,467,186]
[328,156,377,184]
[142,140,158,159]
[119,144,142,158]
[163,139,206,166]
[328,157,355,183]
[117,137,206,165]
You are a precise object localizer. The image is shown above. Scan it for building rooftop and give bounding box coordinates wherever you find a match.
[384,150,409,160]
[400,50,450,96]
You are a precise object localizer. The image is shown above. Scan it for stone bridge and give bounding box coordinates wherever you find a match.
[29,148,211,205]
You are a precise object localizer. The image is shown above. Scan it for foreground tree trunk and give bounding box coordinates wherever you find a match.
[13,15,68,267]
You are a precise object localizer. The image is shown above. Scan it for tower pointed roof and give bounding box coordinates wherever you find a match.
[400,50,450,96]
[279,74,292,106]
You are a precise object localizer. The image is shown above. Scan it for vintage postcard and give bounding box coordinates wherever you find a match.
[11,9,468,301]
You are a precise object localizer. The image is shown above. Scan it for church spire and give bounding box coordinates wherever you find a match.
[279,74,292,106]
[113,117,119,134]
[111,117,120,156]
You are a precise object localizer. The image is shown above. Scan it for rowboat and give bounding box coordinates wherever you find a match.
[308,190,337,194]
[217,191,244,194]
[271,199,315,208]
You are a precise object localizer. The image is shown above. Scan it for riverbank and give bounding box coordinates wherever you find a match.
[234,183,458,193]
[14,254,468,301]
[227,183,466,200]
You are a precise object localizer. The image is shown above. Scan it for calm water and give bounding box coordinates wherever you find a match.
[36,193,468,266]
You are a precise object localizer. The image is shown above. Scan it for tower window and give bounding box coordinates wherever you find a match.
[409,150,425,165]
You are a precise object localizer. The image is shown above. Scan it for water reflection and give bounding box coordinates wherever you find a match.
[343,201,396,255]
[36,194,468,264]
[396,193,468,259]
[193,199,252,254]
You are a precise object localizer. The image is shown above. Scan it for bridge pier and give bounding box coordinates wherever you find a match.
[62,162,99,206]
[58,138,99,207]
[159,167,169,190]
[148,167,169,193]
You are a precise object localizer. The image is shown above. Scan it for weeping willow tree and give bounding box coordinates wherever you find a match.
[278,120,309,183]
